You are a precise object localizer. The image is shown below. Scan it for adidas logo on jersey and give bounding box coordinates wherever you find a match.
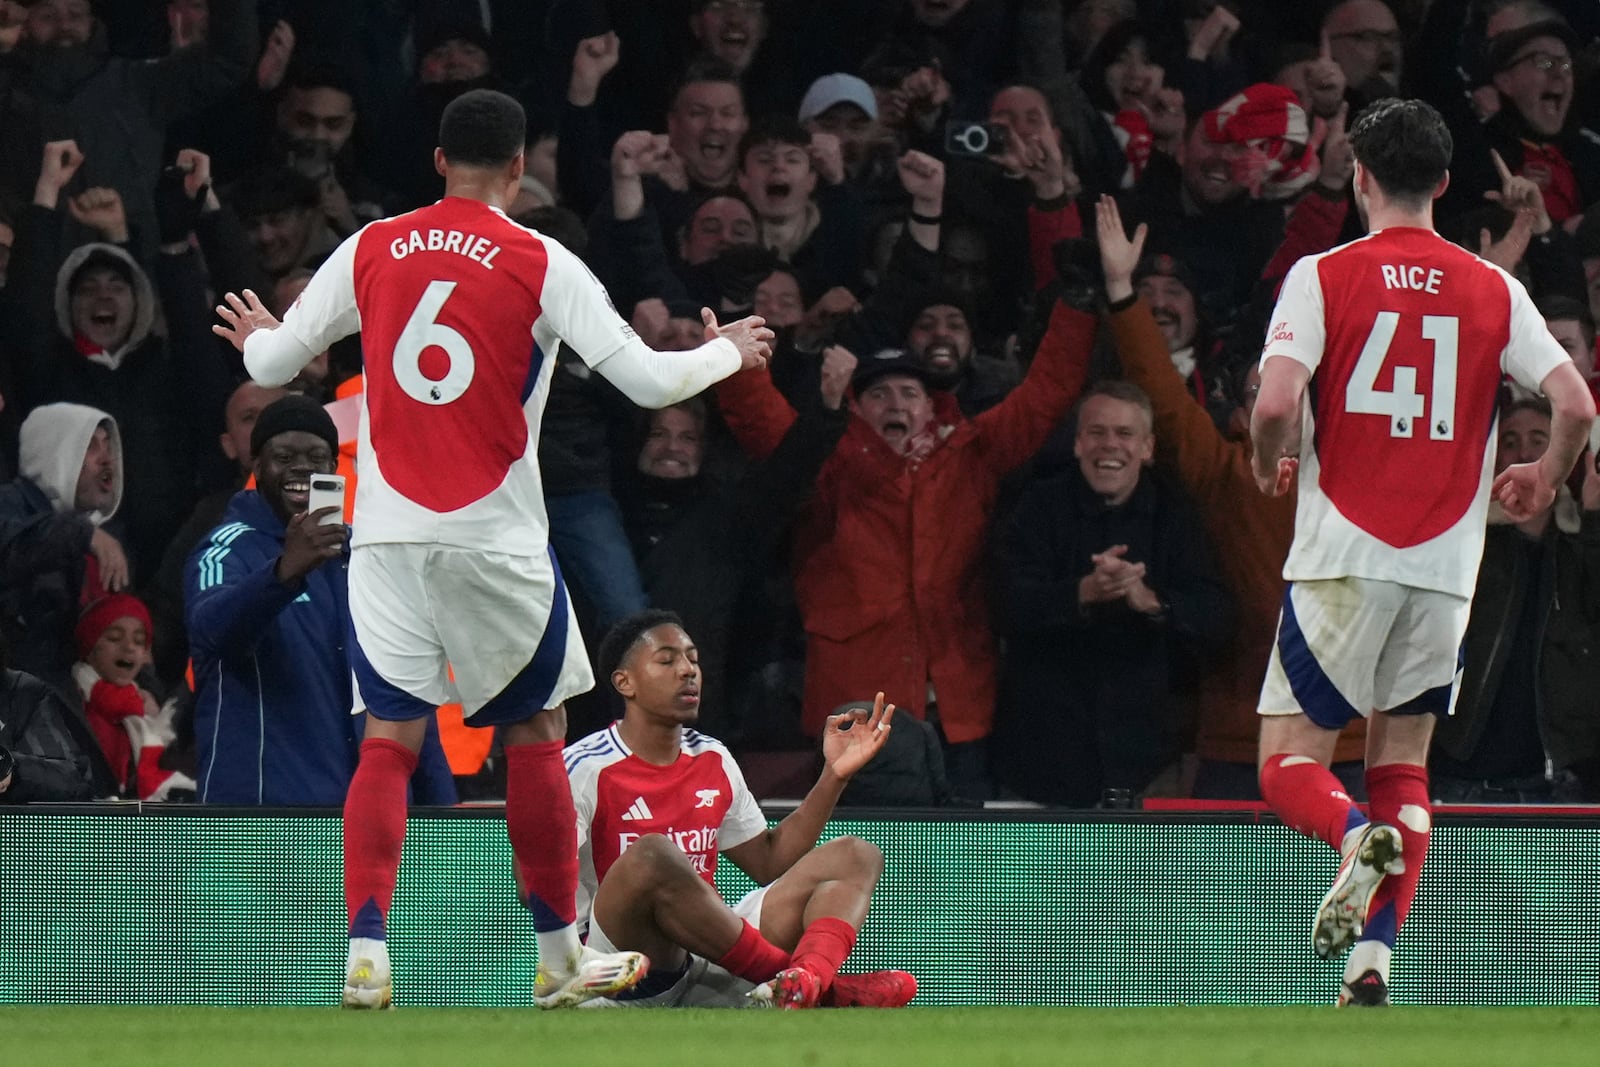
[619,797,655,822]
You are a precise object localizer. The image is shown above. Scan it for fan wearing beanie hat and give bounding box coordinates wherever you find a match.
[70,593,154,793]
[249,394,342,529]
[186,389,373,808]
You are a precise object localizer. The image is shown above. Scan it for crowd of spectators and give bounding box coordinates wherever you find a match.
[1,0,1598,808]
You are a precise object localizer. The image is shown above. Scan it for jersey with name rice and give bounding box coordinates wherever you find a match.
[1261,227,1570,597]
[566,726,767,930]
[281,196,636,556]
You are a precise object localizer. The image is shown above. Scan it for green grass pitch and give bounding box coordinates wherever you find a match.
[7,1006,1599,1067]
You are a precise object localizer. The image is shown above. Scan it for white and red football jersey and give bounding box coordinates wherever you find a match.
[278,197,638,556]
[565,725,768,930]
[1262,227,1570,597]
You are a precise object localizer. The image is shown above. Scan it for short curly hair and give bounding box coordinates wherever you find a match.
[439,89,525,169]
[595,610,687,687]
[1348,98,1452,207]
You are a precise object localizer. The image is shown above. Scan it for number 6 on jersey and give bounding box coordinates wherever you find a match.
[395,280,476,405]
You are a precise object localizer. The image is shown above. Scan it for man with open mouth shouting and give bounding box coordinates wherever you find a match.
[736,116,864,299]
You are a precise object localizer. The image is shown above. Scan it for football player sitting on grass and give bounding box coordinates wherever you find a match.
[560,610,916,1009]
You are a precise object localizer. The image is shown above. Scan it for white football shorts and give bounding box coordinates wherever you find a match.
[348,542,594,724]
[581,885,771,1008]
[1259,576,1467,728]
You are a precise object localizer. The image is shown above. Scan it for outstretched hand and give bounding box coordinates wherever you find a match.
[1095,195,1147,297]
[212,289,281,353]
[821,692,895,781]
[701,307,773,371]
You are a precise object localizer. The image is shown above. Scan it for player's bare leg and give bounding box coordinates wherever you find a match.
[593,834,758,968]
[749,836,915,1008]
[342,713,430,1009]
[589,832,789,997]
[1341,709,1434,1007]
[505,705,647,1008]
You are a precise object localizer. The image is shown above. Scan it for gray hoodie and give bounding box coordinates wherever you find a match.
[52,243,158,372]
[18,402,123,526]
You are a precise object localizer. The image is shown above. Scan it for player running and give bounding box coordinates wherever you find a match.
[212,89,773,1009]
[1248,98,1595,1005]
[566,610,916,1009]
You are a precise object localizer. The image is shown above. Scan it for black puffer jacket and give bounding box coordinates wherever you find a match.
[0,667,115,802]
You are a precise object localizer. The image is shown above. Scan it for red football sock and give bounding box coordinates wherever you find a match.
[1259,753,1367,851]
[1364,762,1431,941]
[344,738,417,939]
[788,916,858,990]
[715,920,791,984]
[503,741,578,931]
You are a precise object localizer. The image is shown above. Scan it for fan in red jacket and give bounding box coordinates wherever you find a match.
[714,299,1095,786]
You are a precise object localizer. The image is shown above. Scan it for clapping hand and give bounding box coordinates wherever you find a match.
[1079,544,1160,614]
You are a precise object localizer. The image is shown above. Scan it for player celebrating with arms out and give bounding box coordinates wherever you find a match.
[565,610,916,1009]
[212,89,774,1010]
[1248,97,1594,1005]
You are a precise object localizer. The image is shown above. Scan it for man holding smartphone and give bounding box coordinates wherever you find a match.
[212,89,773,1010]
[185,396,454,809]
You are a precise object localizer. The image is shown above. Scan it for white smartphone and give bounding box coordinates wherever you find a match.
[307,473,346,525]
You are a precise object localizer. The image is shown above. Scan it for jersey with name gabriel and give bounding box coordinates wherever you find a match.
[566,725,768,930]
[320,197,634,554]
[1261,227,1569,597]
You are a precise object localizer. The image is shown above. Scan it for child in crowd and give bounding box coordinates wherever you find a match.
[72,593,192,800]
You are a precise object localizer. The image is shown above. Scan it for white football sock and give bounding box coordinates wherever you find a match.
[1345,939,1392,983]
[347,936,390,979]
[536,925,583,975]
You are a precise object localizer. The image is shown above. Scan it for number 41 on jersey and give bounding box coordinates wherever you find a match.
[1346,311,1459,440]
